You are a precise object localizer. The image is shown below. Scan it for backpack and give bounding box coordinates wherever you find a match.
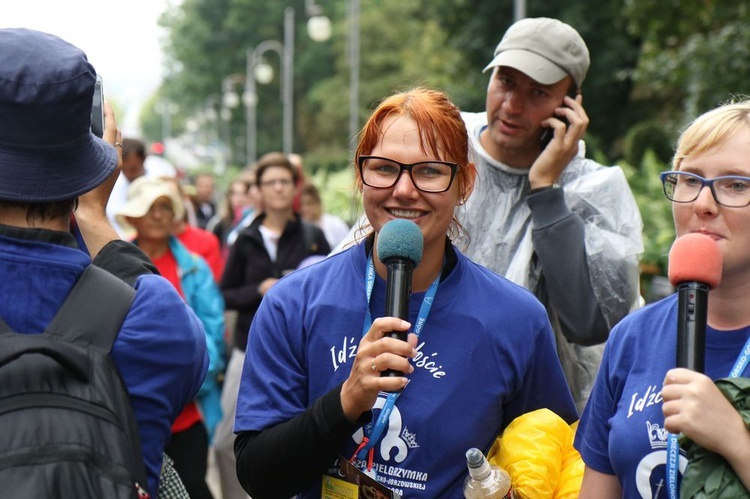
[0,265,150,498]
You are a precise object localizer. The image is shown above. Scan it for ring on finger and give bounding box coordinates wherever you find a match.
[371,358,378,371]
[114,141,123,148]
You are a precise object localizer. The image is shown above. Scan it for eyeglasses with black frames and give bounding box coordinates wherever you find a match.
[660,171,750,208]
[358,156,459,193]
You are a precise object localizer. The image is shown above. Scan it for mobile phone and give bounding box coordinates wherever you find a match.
[90,74,105,138]
[540,87,578,150]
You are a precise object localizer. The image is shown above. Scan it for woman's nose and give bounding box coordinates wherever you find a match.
[692,183,719,216]
[391,169,420,199]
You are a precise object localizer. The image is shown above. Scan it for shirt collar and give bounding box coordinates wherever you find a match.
[0,223,79,249]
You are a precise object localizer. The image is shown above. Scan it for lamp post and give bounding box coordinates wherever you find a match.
[202,96,220,143]
[306,0,332,41]
[221,73,245,164]
[155,98,178,143]
[203,95,221,160]
[226,5,331,163]
[304,0,360,152]
[243,7,295,164]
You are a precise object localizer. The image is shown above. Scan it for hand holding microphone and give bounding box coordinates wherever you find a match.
[667,233,722,372]
[376,219,423,378]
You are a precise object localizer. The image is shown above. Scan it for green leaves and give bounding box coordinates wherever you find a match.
[679,378,750,499]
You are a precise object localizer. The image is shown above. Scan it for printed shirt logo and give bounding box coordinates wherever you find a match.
[330,336,358,372]
[329,337,448,380]
[646,421,668,450]
[627,383,686,498]
[627,384,663,418]
[330,334,448,495]
[635,420,688,499]
[352,396,429,495]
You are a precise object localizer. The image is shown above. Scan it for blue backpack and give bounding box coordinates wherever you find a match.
[0,266,149,498]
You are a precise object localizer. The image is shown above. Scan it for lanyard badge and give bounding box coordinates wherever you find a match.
[322,253,441,497]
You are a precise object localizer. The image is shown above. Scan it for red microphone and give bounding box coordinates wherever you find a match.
[667,233,723,373]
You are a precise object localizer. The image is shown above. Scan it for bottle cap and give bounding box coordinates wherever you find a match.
[466,448,484,469]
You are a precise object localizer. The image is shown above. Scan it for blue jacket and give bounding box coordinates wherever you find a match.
[0,226,208,496]
[167,236,225,440]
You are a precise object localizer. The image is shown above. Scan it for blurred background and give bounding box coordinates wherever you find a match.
[5,0,750,297]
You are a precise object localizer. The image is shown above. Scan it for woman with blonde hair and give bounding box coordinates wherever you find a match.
[576,99,750,497]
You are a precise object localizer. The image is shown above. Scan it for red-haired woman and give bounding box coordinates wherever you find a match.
[233,88,577,498]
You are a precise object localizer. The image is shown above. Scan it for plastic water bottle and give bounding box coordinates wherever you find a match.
[463,447,514,499]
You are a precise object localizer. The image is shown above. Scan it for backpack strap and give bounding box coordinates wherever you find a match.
[0,266,135,375]
[0,316,11,333]
[47,265,148,487]
[0,265,148,491]
[45,265,136,351]
[0,265,135,350]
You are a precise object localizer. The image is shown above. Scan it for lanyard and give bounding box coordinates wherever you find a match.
[354,253,441,467]
[666,333,750,498]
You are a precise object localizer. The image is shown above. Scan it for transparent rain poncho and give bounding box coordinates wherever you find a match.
[456,134,643,332]
[458,112,644,409]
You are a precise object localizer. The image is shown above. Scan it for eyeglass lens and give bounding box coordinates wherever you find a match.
[360,157,455,192]
[663,172,750,207]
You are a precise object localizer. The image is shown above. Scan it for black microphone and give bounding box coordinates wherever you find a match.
[667,233,722,372]
[376,219,423,377]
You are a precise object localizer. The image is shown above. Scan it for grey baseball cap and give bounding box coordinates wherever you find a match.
[484,17,590,89]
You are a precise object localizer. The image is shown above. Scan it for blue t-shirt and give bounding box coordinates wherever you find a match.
[235,242,577,497]
[575,295,750,498]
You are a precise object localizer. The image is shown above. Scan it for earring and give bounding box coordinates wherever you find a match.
[457,198,465,206]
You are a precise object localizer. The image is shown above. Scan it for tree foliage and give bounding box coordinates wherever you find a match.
[157,0,645,166]
[626,1,750,124]
[151,0,750,272]
[622,151,675,274]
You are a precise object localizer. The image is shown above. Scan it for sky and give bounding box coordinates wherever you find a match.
[1,0,174,135]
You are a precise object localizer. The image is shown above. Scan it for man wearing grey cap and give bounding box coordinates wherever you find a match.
[458,17,644,410]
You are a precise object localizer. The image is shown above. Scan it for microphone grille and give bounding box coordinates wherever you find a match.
[667,233,722,289]
[377,219,424,266]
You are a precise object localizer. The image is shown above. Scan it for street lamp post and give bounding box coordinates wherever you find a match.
[244,7,295,164]
[306,0,332,42]
[221,73,244,164]
[155,98,178,143]
[203,95,221,158]
[305,0,360,152]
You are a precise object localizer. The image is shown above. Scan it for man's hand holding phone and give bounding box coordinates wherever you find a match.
[85,100,122,208]
[530,92,589,190]
[74,98,124,256]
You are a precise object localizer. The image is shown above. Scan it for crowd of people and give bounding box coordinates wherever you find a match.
[1,12,749,499]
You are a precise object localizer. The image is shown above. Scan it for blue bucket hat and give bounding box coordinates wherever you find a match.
[0,28,117,202]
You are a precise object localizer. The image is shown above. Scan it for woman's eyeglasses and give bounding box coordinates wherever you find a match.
[358,156,458,193]
[660,171,750,208]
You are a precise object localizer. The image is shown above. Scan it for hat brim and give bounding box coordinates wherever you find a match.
[0,134,117,202]
[115,188,185,231]
[483,49,569,85]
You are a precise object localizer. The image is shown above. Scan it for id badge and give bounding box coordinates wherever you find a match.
[321,474,359,499]
[322,456,400,499]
